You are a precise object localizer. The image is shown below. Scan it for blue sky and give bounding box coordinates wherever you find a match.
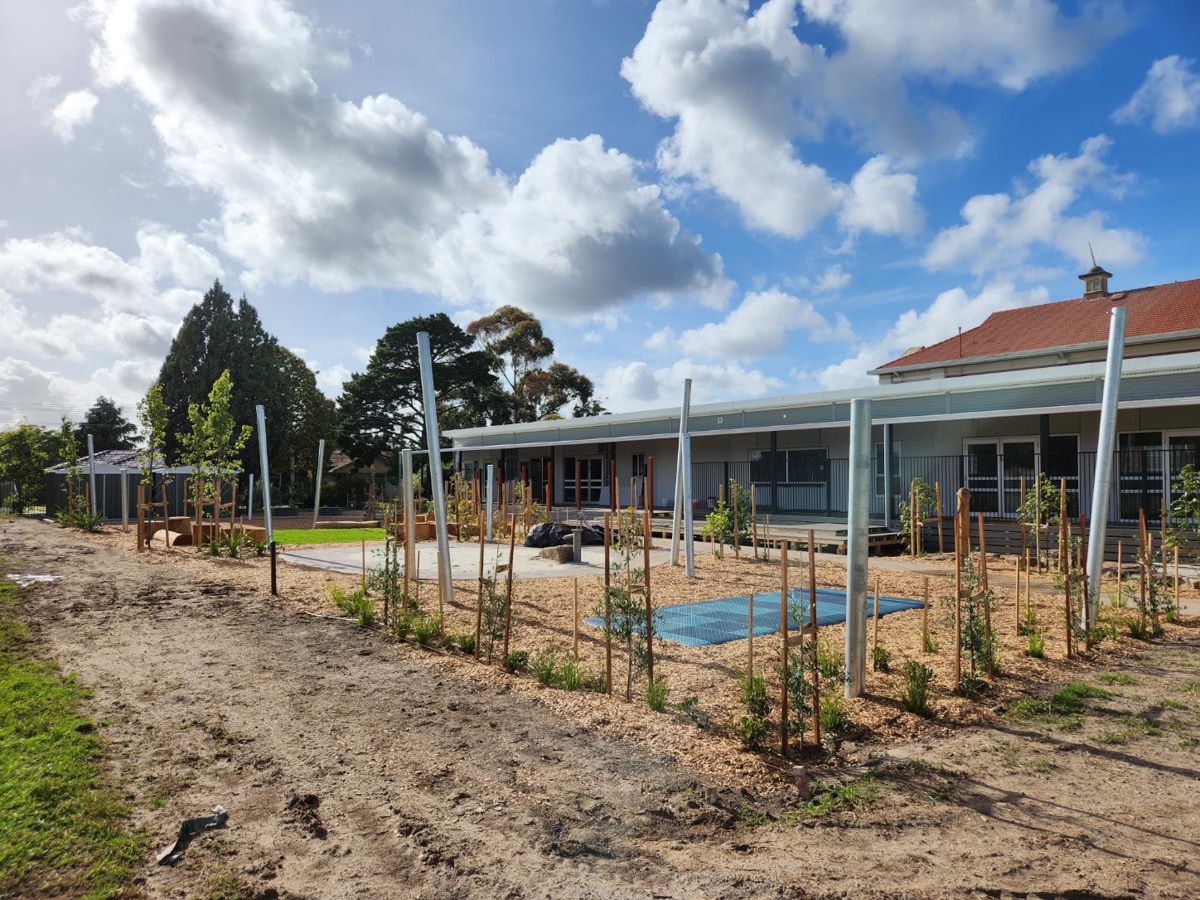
[1,0,1199,428]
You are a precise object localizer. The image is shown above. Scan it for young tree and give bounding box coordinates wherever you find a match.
[74,397,137,451]
[336,313,496,465]
[0,423,50,513]
[56,417,83,512]
[178,370,253,515]
[136,382,169,487]
[467,306,604,422]
[157,280,286,475]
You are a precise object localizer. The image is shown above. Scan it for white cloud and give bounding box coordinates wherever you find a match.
[600,358,786,411]
[1114,56,1200,134]
[27,74,63,103]
[798,280,1049,389]
[50,90,99,142]
[925,135,1145,276]
[815,264,851,292]
[838,156,924,236]
[315,363,353,398]
[86,0,728,316]
[0,356,156,430]
[672,288,851,361]
[621,0,1121,239]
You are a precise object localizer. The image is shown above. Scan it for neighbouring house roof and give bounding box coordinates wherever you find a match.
[44,449,196,475]
[873,277,1200,373]
[328,449,392,474]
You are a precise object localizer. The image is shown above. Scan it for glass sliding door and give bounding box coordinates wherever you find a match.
[1001,439,1036,516]
[964,441,1000,513]
[1118,433,1162,523]
[1166,432,1200,513]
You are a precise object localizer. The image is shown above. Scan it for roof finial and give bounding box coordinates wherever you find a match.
[1089,241,1097,268]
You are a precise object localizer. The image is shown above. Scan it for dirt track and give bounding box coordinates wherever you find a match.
[3,516,1199,899]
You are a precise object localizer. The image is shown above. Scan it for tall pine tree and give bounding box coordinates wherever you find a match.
[157,280,287,476]
[74,397,137,451]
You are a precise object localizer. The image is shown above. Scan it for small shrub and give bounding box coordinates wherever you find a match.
[559,655,583,691]
[899,660,934,717]
[673,695,703,726]
[732,714,770,751]
[532,647,560,685]
[393,610,413,641]
[922,631,938,654]
[1025,631,1046,658]
[738,671,770,718]
[816,642,846,684]
[503,650,530,673]
[330,585,375,627]
[872,645,891,673]
[819,693,850,733]
[412,613,442,646]
[253,539,269,557]
[647,674,668,712]
[205,538,222,557]
[455,631,477,656]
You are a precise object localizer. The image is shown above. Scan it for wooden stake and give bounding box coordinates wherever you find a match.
[780,540,789,759]
[751,485,758,558]
[978,512,991,639]
[872,574,881,651]
[1059,478,1068,575]
[1015,555,1022,636]
[1175,546,1180,611]
[935,481,944,554]
[1034,475,1042,573]
[747,591,755,674]
[573,577,579,660]
[475,515,485,660]
[610,458,617,512]
[1024,549,1031,612]
[575,459,582,512]
[647,456,654,519]
[604,511,613,694]
[732,481,739,559]
[922,576,930,652]
[362,538,367,592]
[1019,474,1027,563]
[502,512,517,661]
[643,508,654,687]
[954,488,970,688]
[1064,562,1073,659]
[808,533,819,747]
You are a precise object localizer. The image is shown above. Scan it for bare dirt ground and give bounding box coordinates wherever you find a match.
[3,516,1199,899]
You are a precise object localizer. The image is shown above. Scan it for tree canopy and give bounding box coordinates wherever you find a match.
[74,396,137,451]
[336,313,496,465]
[467,306,603,422]
[0,423,49,513]
[156,280,293,475]
[278,348,337,481]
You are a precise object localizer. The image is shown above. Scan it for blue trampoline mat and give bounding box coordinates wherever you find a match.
[585,588,923,647]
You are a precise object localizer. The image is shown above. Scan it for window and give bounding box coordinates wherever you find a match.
[873,441,902,497]
[630,453,647,477]
[564,456,604,504]
[1086,276,1102,293]
[784,448,827,483]
[749,450,781,484]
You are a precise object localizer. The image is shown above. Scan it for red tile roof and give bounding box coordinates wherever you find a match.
[875,278,1200,371]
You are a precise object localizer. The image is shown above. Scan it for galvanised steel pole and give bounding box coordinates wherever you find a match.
[1085,306,1127,628]
[671,379,692,567]
[255,405,276,595]
[485,463,495,541]
[312,438,326,528]
[845,398,872,698]
[247,474,255,522]
[416,332,454,612]
[681,385,696,578]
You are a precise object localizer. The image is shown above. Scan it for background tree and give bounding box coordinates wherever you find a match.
[156,280,287,475]
[56,417,83,511]
[278,348,338,489]
[336,313,496,465]
[0,423,50,513]
[74,396,137,451]
[467,306,603,422]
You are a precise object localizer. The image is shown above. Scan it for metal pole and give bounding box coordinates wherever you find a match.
[87,434,98,516]
[845,398,872,698]
[255,405,276,595]
[403,449,416,579]
[681,390,695,578]
[312,438,326,528]
[120,467,129,532]
[671,379,692,566]
[247,473,255,522]
[485,463,495,541]
[1085,306,1127,627]
[416,331,454,612]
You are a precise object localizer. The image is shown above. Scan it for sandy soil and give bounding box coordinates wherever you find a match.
[3,516,1199,899]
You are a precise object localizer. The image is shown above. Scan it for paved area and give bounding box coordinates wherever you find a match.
[281,539,674,581]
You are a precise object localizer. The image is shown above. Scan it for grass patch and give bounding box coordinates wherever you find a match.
[738,776,882,827]
[1157,698,1187,710]
[1008,682,1110,728]
[1181,681,1200,693]
[0,573,147,898]
[1096,672,1135,686]
[272,527,386,546]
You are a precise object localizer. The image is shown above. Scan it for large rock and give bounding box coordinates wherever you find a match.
[524,522,606,549]
[539,544,574,563]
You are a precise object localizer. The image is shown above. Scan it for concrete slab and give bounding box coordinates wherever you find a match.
[280,540,674,581]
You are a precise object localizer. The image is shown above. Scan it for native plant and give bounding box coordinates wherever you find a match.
[899,660,935,716]
[733,669,771,751]
[949,556,999,693]
[898,477,937,557]
[872,645,892,673]
[703,478,751,553]
[1017,473,1066,570]
[330,584,375,627]
[595,505,661,702]
[449,471,481,541]
[1167,464,1200,559]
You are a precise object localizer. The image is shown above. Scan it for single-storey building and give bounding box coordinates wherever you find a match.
[445,270,1200,538]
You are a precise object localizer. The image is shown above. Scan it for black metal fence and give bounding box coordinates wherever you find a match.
[694,448,1200,525]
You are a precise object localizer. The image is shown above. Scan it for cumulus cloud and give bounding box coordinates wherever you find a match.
[621,0,1121,239]
[815,264,851,292]
[1114,55,1200,134]
[798,280,1050,390]
[50,90,99,142]
[665,288,851,361]
[600,358,786,411]
[0,356,156,429]
[925,135,1145,276]
[85,0,728,316]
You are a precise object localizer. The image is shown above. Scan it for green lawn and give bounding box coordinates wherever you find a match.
[0,567,146,898]
[273,527,387,546]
